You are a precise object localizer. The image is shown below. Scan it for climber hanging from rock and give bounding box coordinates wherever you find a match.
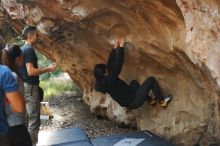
[93,37,172,109]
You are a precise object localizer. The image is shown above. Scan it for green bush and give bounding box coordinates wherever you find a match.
[9,36,25,46]
[40,79,78,100]
[36,51,62,81]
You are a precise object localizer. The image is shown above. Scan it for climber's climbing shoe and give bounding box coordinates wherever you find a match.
[149,97,156,105]
[160,95,172,107]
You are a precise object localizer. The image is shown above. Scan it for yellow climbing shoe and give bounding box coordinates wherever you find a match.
[160,95,172,107]
[149,97,156,105]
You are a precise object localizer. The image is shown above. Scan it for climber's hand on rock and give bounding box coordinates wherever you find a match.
[114,39,119,49]
[118,37,125,47]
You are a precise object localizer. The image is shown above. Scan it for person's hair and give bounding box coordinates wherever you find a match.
[0,36,5,64]
[2,45,22,75]
[0,36,5,50]
[22,25,37,40]
[93,64,106,79]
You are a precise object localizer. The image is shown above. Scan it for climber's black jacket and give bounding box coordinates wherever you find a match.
[95,47,134,107]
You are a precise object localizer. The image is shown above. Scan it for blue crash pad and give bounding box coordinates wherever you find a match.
[91,130,174,146]
[37,128,174,146]
[54,141,92,146]
[37,128,92,146]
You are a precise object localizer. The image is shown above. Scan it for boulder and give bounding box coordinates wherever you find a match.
[1,0,219,145]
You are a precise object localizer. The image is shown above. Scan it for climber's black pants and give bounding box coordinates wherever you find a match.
[127,76,163,109]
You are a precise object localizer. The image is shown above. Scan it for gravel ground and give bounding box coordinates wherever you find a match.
[40,92,137,139]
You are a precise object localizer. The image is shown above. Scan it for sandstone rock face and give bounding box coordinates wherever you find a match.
[1,0,220,145]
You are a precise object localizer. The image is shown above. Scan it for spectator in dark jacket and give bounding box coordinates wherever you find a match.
[93,38,172,109]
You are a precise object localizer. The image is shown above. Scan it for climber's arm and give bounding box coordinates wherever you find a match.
[110,47,124,77]
[106,49,117,73]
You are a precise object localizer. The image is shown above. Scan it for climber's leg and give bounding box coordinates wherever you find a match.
[129,80,140,91]
[127,94,151,109]
[127,77,155,109]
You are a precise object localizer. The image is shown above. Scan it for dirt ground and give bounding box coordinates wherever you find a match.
[40,92,137,139]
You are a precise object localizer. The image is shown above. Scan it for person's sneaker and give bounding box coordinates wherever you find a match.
[148,97,156,105]
[160,95,172,107]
